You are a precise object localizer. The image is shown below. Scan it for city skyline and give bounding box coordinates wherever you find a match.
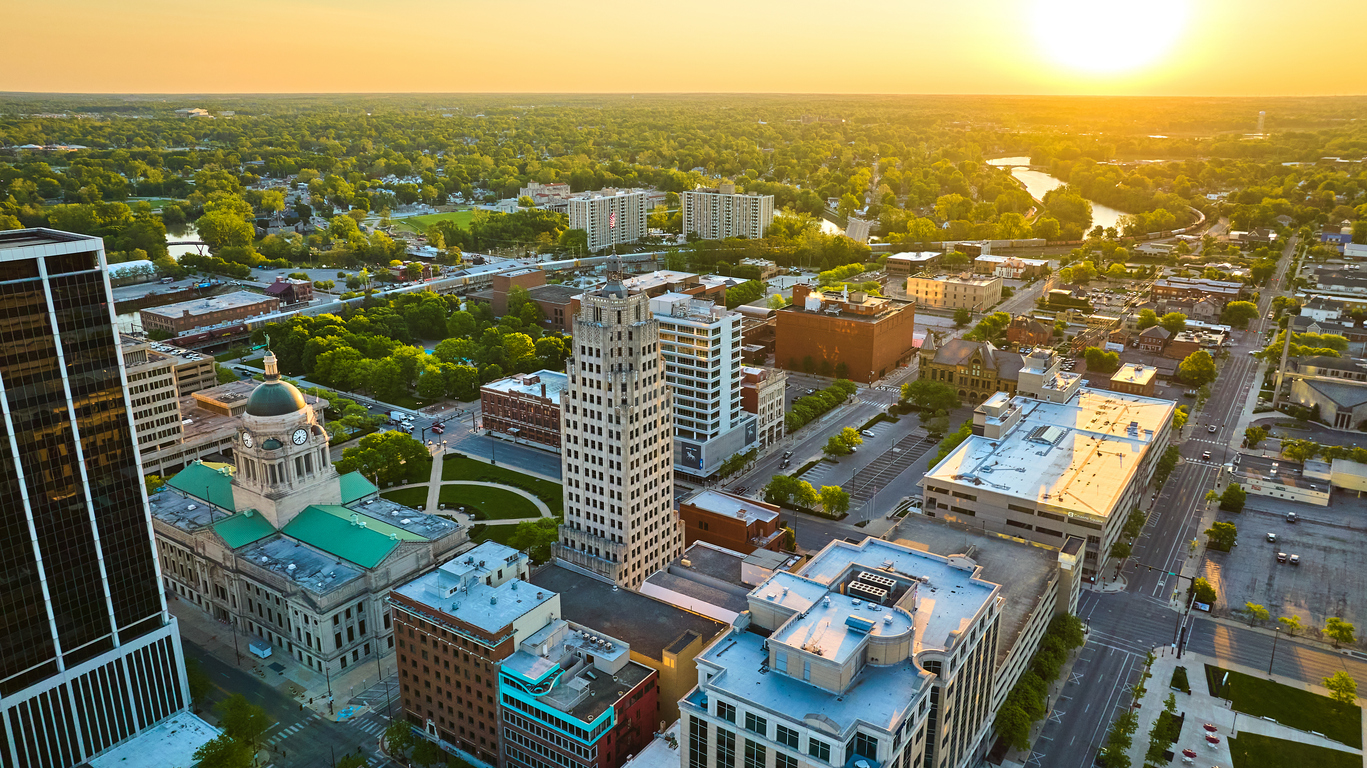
[4,0,1364,96]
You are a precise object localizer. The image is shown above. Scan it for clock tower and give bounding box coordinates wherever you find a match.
[231,351,340,528]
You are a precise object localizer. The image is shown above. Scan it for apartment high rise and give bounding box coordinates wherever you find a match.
[568,190,648,252]
[681,183,774,241]
[556,256,683,588]
[0,229,190,768]
[651,292,757,480]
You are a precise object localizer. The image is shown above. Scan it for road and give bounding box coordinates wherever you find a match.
[186,639,397,768]
[1033,234,1301,768]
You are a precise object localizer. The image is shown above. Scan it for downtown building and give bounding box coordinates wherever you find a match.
[681,183,774,241]
[556,258,684,588]
[652,293,758,480]
[0,229,191,768]
[569,191,649,253]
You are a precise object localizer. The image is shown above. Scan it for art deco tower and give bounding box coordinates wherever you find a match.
[556,256,683,587]
[0,229,189,768]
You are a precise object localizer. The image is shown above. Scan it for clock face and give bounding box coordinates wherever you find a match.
[241,432,254,448]
[292,428,309,445]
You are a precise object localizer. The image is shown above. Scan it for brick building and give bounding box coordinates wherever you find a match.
[1006,315,1052,347]
[1150,277,1247,306]
[466,269,583,332]
[480,371,567,449]
[1109,363,1157,397]
[140,291,280,335]
[739,366,786,448]
[917,335,1025,403]
[775,285,917,383]
[677,489,784,553]
[264,276,313,305]
[884,252,941,279]
[906,274,1004,310]
[1135,326,1170,352]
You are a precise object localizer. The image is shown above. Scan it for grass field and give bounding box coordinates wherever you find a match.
[437,484,541,521]
[393,210,474,234]
[1228,733,1362,768]
[380,486,429,509]
[441,454,563,515]
[468,523,517,548]
[1205,665,1362,748]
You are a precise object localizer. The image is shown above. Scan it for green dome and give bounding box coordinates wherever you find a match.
[245,380,308,417]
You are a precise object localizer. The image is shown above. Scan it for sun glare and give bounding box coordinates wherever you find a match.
[1031,0,1190,75]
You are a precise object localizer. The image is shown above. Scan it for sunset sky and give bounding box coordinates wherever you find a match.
[6,0,1363,95]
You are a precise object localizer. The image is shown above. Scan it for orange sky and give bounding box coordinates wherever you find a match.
[4,0,1363,95]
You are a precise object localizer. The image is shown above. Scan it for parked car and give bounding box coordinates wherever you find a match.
[1277,552,1288,563]
[861,429,876,438]
[1289,554,1301,565]
[1266,533,1277,543]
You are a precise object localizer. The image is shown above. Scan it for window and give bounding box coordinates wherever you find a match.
[1007,503,1034,514]
[776,752,798,768]
[849,732,878,760]
[717,701,737,724]
[744,739,766,768]
[744,713,767,736]
[717,728,737,768]
[689,716,710,768]
[808,738,831,763]
[774,652,787,673]
[802,660,811,682]
[776,725,799,749]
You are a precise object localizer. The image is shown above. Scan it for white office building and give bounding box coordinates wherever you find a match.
[568,190,649,252]
[682,183,775,241]
[557,256,684,588]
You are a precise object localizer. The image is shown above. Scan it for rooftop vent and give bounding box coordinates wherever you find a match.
[187,504,198,511]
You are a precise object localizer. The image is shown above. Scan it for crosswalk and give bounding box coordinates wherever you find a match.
[349,718,387,737]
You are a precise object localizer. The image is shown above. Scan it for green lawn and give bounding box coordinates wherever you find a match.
[468,523,518,548]
[441,454,563,515]
[1205,665,1362,748]
[394,455,434,486]
[437,484,541,521]
[393,210,474,234]
[380,486,430,509]
[1228,733,1361,768]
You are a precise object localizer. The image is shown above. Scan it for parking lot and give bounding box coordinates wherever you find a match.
[1198,491,1367,637]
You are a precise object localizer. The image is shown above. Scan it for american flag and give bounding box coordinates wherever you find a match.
[609,211,617,229]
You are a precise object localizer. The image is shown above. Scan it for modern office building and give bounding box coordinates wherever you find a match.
[569,190,649,252]
[775,285,918,383]
[739,366,786,448]
[920,354,1175,575]
[388,543,555,766]
[139,290,280,335]
[0,229,191,768]
[681,183,774,241]
[480,370,568,450]
[149,352,466,684]
[653,293,757,480]
[556,256,684,588]
[906,274,1004,311]
[680,537,1003,768]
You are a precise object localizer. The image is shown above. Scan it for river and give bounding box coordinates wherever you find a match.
[114,225,205,333]
[987,156,1126,231]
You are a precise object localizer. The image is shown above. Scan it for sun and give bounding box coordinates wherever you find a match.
[1030,0,1191,75]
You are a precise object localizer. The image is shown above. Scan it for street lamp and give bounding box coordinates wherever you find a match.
[1267,626,1282,676]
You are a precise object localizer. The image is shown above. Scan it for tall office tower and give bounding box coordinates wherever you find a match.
[568,190,648,252]
[681,183,774,241]
[0,229,189,768]
[556,256,683,588]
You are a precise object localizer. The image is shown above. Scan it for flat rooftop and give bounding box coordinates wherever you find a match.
[0,227,95,252]
[481,370,568,405]
[531,563,726,660]
[886,514,1061,669]
[87,711,220,768]
[925,388,1174,519]
[624,270,698,292]
[682,489,780,524]
[503,623,652,724]
[141,290,276,320]
[641,543,753,620]
[395,543,553,634]
[887,251,940,263]
[237,533,366,596]
[1111,363,1157,388]
[910,274,1000,286]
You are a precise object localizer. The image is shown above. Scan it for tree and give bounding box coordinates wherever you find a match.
[1188,577,1218,607]
[1136,308,1158,330]
[411,739,444,767]
[901,379,961,413]
[197,209,255,250]
[993,702,1032,752]
[193,735,253,768]
[953,307,972,327]
[215,362,237,384]
[1083,346,1120,373]
[1159,312,1188,335]
[924,414,950,436]
[818,485,851,516]
[385,721,415,762]
[932,419,973,465]
[1280,438,1320,463]
[1219,483,1246,513]
[1323,672,1358,707]
[824,434,853,456]
[216,694,271,752]
[337,754,369,768]
[185,656,212,709]
[1243,602,1270,626]
[1106,263,1128,279]
[1204,521,1237,552]
[764,475,818,509]
[1220,301,1260,329]
[337,431,429,486]
[1244,425,1268,448]
[508,517,559,562]
[1174,405,1189,430]
[1279,615,1303,636]
[1109,540,1132,560]
[1177,350,1217,386]
[1325,617,1356,648]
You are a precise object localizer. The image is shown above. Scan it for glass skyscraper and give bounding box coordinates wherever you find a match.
[0,229,188,768]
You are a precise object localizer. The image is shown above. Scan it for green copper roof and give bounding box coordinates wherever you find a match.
[282,506,401,568]
[212,511,277,549]
[167,461,236,511]
[339,472,379,504]
[311,504,428,542]
[245,380,308,417]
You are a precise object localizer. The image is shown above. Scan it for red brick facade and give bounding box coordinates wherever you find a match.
[774,285,917,383]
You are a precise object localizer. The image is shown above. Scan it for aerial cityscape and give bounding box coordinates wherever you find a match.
[2,4,1366,768]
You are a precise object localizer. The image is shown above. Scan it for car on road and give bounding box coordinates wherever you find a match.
[1267,533,1277,543]
[1232,454,1241,465]
[781,459,791,469]
[1201,451,1212,460]
[861,429,876,437]
[782,450,793,459]
[1286,512,1298,523]
[1207,424,1217,433]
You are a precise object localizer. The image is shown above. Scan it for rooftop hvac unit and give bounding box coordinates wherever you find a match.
[857,571,896,591]
[849,581,889,603]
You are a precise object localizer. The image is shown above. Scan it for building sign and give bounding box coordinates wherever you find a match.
[682,443,703,470]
